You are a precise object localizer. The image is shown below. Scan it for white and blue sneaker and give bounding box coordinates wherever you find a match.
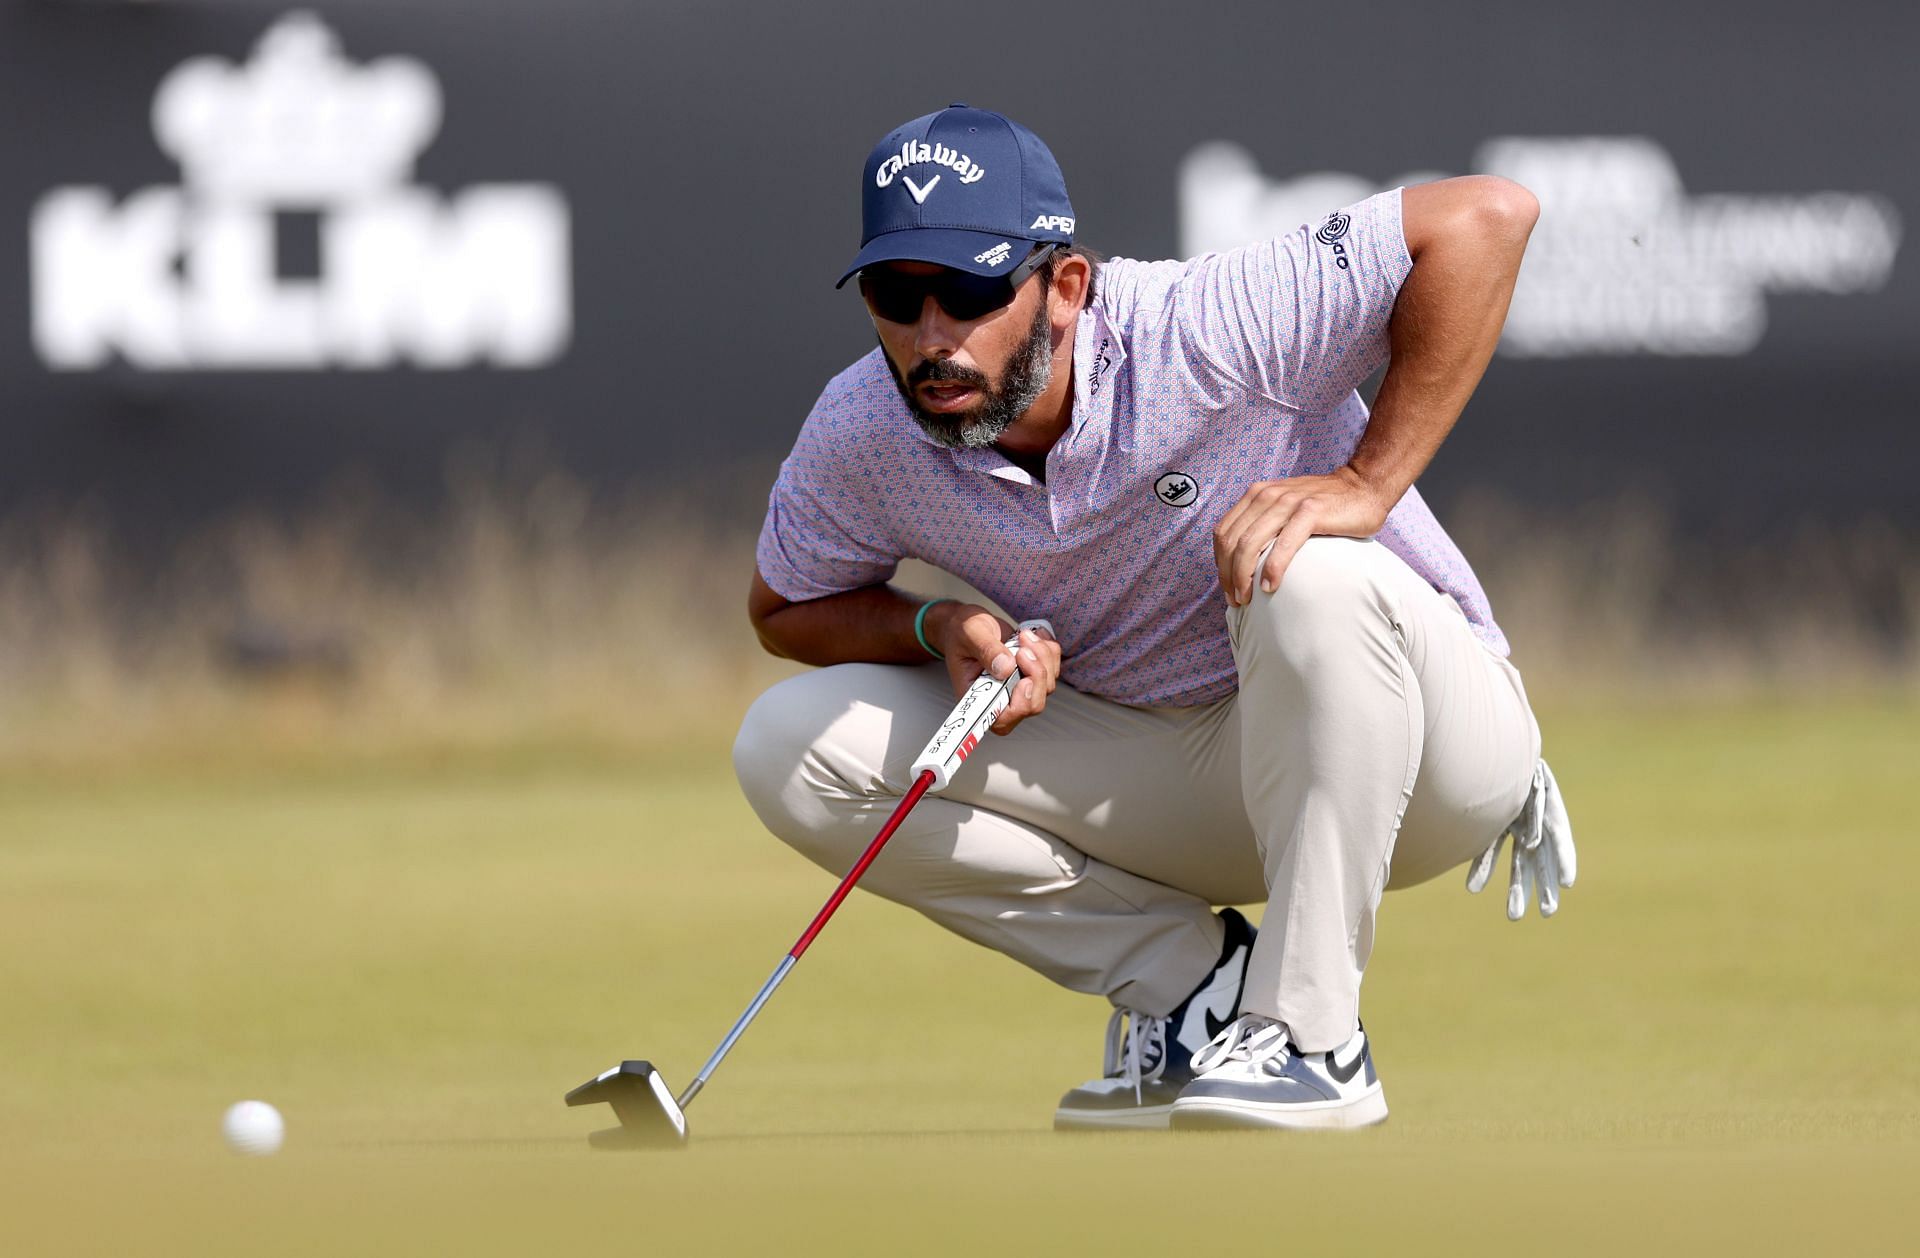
[1169,1014,1388,1130]
[1054,908,1255,1130]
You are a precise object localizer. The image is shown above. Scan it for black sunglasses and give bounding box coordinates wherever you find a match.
[858,244,1059,324]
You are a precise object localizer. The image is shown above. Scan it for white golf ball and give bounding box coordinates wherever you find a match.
[221,1100,285,1156]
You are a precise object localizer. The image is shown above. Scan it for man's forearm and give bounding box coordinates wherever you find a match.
[751,581,964,667]
[1347,176,1538,507]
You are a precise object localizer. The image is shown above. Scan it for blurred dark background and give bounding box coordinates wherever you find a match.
[0,0,1912,549]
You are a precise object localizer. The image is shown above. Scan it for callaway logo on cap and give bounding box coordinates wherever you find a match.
[835,104,1076,288]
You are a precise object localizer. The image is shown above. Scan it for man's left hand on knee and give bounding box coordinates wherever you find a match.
[1212,466,1393,606]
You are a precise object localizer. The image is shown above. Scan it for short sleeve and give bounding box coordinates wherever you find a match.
[755,402,901,601]
[1170,187,1412,415]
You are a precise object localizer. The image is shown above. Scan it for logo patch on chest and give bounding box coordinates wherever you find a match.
[1154,471,1199,508]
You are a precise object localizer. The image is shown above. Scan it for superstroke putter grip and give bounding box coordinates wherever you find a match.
[910,619,1054,791]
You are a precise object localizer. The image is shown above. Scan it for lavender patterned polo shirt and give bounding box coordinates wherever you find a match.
[756,188,1509,708]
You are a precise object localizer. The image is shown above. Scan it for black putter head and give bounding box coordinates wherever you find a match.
[565,1060,689,1150]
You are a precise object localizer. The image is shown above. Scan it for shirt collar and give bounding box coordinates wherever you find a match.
[905,419,1035,483]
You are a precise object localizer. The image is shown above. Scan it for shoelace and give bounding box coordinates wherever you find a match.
[1101,1007,1169,1104]
[1190,1013,1291,1074]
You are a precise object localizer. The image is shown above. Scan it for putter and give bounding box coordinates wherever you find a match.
[567,619,1053,1149]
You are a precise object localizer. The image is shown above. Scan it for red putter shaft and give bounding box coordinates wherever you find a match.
[790,768,935,959]
[673,768,939,1110]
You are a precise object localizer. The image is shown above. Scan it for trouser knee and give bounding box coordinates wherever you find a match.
[731,673,842,864]
[1239,537,1396,667]
[732,664,932,871]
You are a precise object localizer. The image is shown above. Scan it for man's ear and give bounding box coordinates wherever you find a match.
[1046,253,1092,330]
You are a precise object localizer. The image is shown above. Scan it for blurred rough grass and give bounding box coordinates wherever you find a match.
[0,466,793,770]
[0,470,1913,771]
[1446,493,1920,694]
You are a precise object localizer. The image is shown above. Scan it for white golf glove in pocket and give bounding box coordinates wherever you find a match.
[1467,759,1576,920]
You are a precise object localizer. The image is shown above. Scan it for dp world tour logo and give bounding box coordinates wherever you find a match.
[30,12,572,371]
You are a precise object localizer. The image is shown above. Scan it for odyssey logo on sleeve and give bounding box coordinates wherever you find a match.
[1315,212,1353,269]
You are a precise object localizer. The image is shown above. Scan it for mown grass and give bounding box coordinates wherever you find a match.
[2,693,1915,1255]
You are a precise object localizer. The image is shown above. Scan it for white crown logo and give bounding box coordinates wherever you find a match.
[152,11,442,206]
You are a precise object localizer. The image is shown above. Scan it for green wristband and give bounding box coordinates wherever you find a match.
[913,599,954,660]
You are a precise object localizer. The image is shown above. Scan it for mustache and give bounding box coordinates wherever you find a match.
[906,358,990,391]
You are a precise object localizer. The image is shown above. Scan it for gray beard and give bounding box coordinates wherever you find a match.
[883,301,1054,450]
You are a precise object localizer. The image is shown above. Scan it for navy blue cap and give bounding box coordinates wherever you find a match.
[835,104,1076,288]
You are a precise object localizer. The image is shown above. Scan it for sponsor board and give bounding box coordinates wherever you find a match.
[1179,137,1901,357]
[30,12,573,371]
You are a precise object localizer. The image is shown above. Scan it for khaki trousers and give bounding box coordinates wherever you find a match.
[732,537,1540,1052]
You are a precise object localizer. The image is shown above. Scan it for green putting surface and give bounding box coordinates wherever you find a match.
[3,696,1915,1254]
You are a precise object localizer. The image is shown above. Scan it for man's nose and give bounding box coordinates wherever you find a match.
[911,297,961,361]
